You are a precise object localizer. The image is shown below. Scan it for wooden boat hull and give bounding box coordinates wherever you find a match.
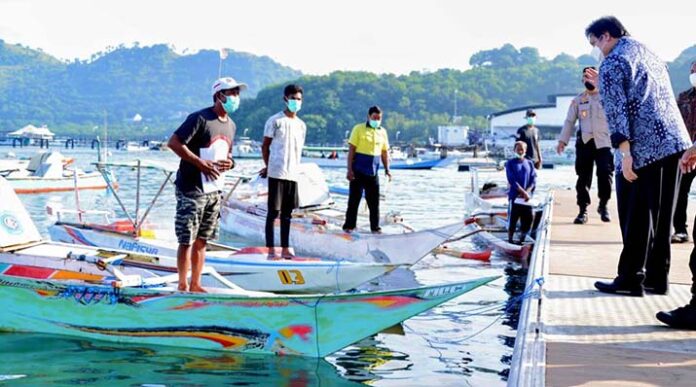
[0,256,497,357]
[7,172,108,194]
[305,157,448,170]
[48,224,396,293]
[220,206,464,265]
[462,221,533,261]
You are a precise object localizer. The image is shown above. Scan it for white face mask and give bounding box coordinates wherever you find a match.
[590,45,605,63]
[690,73,696,88]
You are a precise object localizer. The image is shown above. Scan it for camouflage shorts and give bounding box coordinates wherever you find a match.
[175,189,222,245]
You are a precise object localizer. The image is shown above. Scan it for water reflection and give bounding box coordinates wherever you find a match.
[0,333,361,386]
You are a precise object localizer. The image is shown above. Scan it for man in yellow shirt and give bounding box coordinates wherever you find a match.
[343,106,392,233]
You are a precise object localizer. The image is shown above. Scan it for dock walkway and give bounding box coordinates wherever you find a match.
[544,190,696,386]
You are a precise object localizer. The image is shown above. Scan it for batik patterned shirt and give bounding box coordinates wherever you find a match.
[599,37,691,169]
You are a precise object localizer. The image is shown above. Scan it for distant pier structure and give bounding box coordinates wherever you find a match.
[7,124,55,148]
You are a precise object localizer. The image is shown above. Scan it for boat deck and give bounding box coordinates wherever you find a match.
[544,190,696,386]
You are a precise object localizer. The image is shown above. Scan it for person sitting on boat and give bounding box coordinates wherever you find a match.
[167,76,243,292]
[343,105,392,233]
[505,141,537,244]
[260,84,307,259]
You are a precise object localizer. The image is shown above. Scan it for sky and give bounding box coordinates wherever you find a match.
[0,0,694,75]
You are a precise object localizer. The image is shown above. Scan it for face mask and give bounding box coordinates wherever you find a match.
[584,81,596,91]
[690,73,696,88]
[369,120,381,128]
[590,45,605,62]
[516,152,526,159]
[287,99,302,113]
[220,94,240,114]
[526,117,536,126]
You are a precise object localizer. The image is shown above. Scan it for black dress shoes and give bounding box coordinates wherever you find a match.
[597,205,611,222]
[594,279,644,296]
[643,282,669,295]
[574,210,588,224]
[656,304,696,329]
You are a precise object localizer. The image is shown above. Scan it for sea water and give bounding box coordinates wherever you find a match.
[0,147,577,386]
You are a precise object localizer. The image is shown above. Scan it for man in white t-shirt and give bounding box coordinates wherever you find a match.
[260,84,307,259]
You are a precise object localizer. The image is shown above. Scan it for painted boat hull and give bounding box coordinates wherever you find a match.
[7,172,108,194]
[305,157,448,170]
[463,221,533,261]
[48,224,395,293]
[220,206,464,265]
[0,255,497,357]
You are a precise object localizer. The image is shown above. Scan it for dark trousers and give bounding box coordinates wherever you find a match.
[575,138,613,209]
[690,228,696,301]
[265,178,297,249]
[343,172,380,231]
[673,169,696,234]
[616,152,682,290]
[615,171,632,239]
[508,202,533,239]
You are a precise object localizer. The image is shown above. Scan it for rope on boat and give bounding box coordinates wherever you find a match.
[402,276,545,355]
[322,258,347,294]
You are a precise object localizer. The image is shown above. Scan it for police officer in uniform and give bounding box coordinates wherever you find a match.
[557,66,613,224]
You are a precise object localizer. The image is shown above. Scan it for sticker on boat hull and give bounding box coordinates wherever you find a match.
[0,212,23,235]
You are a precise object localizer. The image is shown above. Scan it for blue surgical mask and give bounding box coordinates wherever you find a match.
[221,94,240,114]
[287,99,302,113]
[369,120,381,128]
[526,117,536,126]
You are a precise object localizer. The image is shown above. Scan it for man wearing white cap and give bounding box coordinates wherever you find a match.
[167,76,246,292]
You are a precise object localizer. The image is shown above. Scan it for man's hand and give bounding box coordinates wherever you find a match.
[585,67,600,85]
[556,141,566,155]
[680,146,696,173]
[385,170,392,182]
[522,191,530,201]
[259,167,268,178]
[534,159,542,169]
[215,158,234,172]
[197,159,220,181]
[346,169,354,181]
[622,154,638,182]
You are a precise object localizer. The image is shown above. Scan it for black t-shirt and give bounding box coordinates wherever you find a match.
[173,107,235,194]
[516,125,539,162]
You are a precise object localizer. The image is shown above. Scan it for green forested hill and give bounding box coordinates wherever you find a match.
[0,41,301,137]
[0,40,693,143]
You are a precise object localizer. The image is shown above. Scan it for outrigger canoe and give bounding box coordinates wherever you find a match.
[306,156,449,170]
[221,164,465,265]
[221,199,464,265]
[0,176,497,357]
[47,160,396,293]
[1,151,110,194]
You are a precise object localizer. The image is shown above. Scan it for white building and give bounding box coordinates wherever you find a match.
[488,94,575,141]
[437,125,469,146]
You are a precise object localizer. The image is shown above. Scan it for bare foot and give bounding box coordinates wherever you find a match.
[177,283,189,292]
[189,285,207,293]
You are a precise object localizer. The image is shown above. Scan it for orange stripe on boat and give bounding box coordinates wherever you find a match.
[51,270,104,281]
[74,327,249,348]
[341,295,420,309]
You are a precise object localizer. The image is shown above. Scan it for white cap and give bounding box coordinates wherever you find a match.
[211,77,247,96]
